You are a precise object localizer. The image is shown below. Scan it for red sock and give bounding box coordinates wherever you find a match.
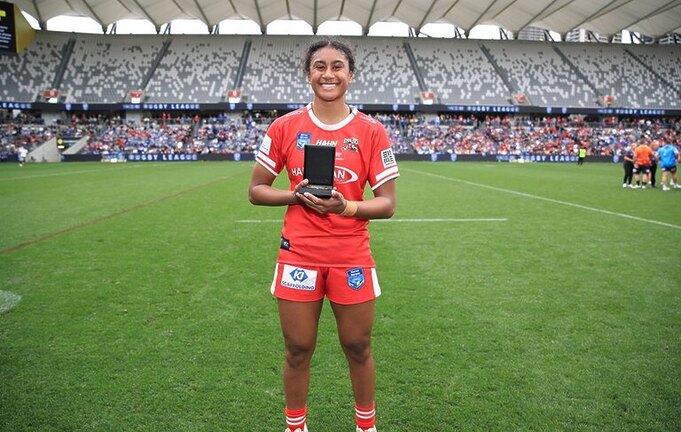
[355,402,376,429]
[285,406,307,431]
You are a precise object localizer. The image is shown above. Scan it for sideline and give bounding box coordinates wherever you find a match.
[404,167,681,230]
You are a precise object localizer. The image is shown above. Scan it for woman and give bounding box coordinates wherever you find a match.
[248,38,399,432]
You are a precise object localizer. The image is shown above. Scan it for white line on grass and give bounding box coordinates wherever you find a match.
[0,290,21,314]
[0,163,172,182]
[237,218,507,223]
[404,167,681,230]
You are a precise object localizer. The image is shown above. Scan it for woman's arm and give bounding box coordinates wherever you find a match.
[296,178,396,220]
[248,163,301,206]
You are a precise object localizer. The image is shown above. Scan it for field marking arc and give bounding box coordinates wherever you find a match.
[404,168,681,230]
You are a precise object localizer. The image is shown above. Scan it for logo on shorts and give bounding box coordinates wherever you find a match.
[282,264,317,291]
[290,269,308,282]
[297,132,311,149]
[346,268,365,290]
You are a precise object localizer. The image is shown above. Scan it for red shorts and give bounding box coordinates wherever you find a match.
[270,263,381,305]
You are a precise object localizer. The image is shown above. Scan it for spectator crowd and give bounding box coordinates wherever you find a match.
[2,110,680,161]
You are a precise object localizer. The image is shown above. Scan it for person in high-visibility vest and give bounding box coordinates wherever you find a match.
[578,146,587,165]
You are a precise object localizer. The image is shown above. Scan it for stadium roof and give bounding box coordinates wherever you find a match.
[14,0,681,38]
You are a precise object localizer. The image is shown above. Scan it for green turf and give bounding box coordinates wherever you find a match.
[1,161,679,431]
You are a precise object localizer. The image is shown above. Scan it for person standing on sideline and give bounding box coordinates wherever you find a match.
[632,137,654,189]
[17,146,28,166]
[577,145,587,165]
[656,141,681,191]
[649,141,659,188]
[248,38,399,432]
[622,144,635,188]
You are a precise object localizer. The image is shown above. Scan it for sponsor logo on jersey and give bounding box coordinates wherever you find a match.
[259,135,272,155]
[346,268,365,290]
[334,166,359,184]
[381,148,397,168]
[297,132,311,149]
[280,236,290,251]
[315,139,337,146]
[343,138,359,152]
[282,265,317,291]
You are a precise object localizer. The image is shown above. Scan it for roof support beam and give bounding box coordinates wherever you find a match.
[571,0,633,32]
[391,0,404,17]
[616,0,680,35]
[492,0,520,20]
[253,0,266,33]
[364,0,379,36]
[516,0,562,32]
[337,0,346,20]
[190,0,213,28]
[69,0,106,28]
[416,0,440,32]
[440,0,462,19]
[131,0,161,30]
[313,0,318,33]
[468,0,501,31]
[30,0,44,27]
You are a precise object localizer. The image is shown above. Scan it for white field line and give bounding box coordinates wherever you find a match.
[404,167,681,230]
[0,163,171,181]
[237,218,508,223]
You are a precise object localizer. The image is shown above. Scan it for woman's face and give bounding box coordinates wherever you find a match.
[307,46,353,103]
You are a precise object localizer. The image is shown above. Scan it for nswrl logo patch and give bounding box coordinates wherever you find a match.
[346,268,365,290]
[297,132,311,149]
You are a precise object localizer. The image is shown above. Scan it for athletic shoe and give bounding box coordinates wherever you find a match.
[642,185,646,189]
[356,427,377,432]
[631,185,639,189]
[285,426,308,432]
[622,183,627,188]
[673,184,681,189]
[663,186,669,191]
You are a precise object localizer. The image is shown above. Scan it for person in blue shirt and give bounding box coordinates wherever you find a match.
[656,141,680,191]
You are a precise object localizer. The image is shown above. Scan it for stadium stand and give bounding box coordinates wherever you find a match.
[145,35,245,103]
[0,31,71,102]
[625,44,681,95]
[482,40,598,108]
[241,36,421,104]
[408,38,510,106]
[241,36,312,103]
[60,34,165,103]
[345,37,420,104]
[557,43,680,109]
[1,33,680,109]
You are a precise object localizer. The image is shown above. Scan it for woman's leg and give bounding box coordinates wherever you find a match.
[278,299,324,409]
[330,300,376,407]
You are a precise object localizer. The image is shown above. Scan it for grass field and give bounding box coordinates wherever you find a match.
[1,160,680,432]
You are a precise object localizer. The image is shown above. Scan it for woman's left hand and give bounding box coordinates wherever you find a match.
[296,188,347,214]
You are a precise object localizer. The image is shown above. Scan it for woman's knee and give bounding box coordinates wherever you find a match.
[340,339,372,364]
[284,340,316,369]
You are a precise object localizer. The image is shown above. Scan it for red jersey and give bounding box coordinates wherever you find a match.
[256,104,399,267]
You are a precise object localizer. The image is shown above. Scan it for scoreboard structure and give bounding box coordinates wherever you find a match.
[0,0,35,54]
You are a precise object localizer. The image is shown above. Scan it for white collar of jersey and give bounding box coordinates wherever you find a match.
[306,103,357,131]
